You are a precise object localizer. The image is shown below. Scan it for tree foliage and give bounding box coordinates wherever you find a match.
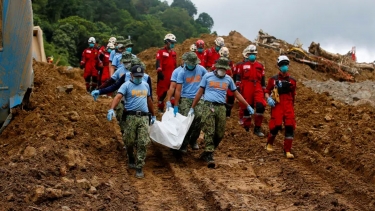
[32,0,214,66]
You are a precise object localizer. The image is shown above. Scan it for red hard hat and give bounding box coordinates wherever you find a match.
[196,40,205,48]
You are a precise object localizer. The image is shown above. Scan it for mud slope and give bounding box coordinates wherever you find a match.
[0,31,375,210]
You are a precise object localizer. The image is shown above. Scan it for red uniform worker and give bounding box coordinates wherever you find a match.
[204,37,224,71]
[156,33,177,112]
[195,40,206,67]
[236,44,266,137]
[81,37,101,92]
[264,55,296,159]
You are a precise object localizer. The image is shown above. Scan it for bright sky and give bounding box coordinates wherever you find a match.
[165,0,375,63]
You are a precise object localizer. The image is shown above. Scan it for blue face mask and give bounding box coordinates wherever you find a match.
[133,77,142,85]
[126,47,132,53]
[107,49,112,53]
[170,43,175,49]
[215,46,221,52]
[89,43,94,48]
[248,54,256,62]
[197,48,204,53]
[280,65,289,73]
[185,64,195,70]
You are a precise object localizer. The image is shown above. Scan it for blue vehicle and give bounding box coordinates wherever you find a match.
[0,0,34,133]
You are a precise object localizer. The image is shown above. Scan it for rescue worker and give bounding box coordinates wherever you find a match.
[107,65,155,178]
[204,37,224,71]
[100,51,133,90]
[98,43,115,90]
[195,40,206,67]
[264,55,296,159]
[173,52,207,153]
[189,57,254,168]
[164,63,184,114]
[109,37,118,65]
[80,37,101,92]
[236,44,266,137]
[110,40,131,75]
[190,44,197,52]
[99,37,116,56]
[156,33,177,112]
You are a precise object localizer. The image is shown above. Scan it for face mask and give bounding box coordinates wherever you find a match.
[217,69,226,77]
[133,77,142,85]
[215,46,221,52]
[126,47,132,53]
[280,65,289,73]
[107,49,112,53]
[170,43,175,49]
[197,48,204,53]
[249,54,256,62]
[124,62,131,69]
[186,64,195,70]
[115,46,118,49]
[89,43,94,48]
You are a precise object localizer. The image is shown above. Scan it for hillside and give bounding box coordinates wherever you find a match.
[1,31,375,210]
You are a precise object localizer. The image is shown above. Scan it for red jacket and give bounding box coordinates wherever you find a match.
[204,47,220,69]
[156,47,177,82]
[265,72,296,104]
[195,51,205,67]
[236,61,266,90]
[80,48,99,72]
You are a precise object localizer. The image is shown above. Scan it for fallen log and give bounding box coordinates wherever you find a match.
[308,42,345,62]
[354,63,374,71]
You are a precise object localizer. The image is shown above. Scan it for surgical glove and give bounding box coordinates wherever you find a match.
[267,97,275,107]
[188,108,194,116]
[247,105,254,115]
[107,109,115,121]
[173,106,179,117]
[91,90,100,101]
[166,101,172,110]
[151,116,156,125]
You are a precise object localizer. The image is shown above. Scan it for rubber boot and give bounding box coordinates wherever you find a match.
[284,138,294,159]
[200,152,215,168]
[190,142,199,150]
[127,147,136,169]
[266,134,276,152]
[135,168,144,178]
[254,126,265,137]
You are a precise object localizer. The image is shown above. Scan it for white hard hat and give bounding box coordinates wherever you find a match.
[164,33,177,43]
[108,37,116,44]
[242,44,257,58]
[277,55,290,66]
[190,44,197,52]
[88,37,96,43]
[214,37,225,47]
[107,42,115,49]
[219,47,229,57]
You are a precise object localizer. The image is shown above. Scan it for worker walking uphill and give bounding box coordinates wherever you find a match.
[189,57,254,168]
[264,55,296,159]
[80,37,101,92]
[236,44,266,137]
[156,33,177,112]
[107,65,155,178]
[204,37,224,71]
[173,52,207,152]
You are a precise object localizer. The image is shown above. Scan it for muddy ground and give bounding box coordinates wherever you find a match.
[1,32,375,210]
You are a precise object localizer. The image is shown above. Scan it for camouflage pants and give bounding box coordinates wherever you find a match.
[116,102,125,133]
[123,115,150,168]
[201,101,227,152]
[179,98,204,149]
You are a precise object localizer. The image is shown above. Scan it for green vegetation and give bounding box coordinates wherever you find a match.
[32,0,214,66]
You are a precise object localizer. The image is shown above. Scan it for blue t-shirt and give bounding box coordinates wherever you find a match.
[200,72,237,104]
[109,50,116,61]
[177,65,207,99]
[118,81,150,112]
[112,53,122,68]
[170,66,184,82]
[111,66,129,81]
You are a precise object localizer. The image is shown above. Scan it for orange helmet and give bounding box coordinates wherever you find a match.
[195,40,205,48]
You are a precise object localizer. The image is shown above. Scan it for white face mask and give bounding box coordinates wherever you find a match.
[217,69,226,77]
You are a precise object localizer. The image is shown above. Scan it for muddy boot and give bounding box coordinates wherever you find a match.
[285,152,294,159]
[200,152,215,168]
[190,141,199,150]
[253,126,264,137]
[135,168,144,178]
[265,143,274,152]
[127,147,136,169]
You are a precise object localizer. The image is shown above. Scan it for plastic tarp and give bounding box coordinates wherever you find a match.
[149,110,194,149]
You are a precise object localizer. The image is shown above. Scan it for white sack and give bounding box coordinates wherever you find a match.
[149,109,194,149]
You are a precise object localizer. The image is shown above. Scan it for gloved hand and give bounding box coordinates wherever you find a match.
[157,68,164,80]
[267,97,275,107]
[107,109,115,121]
[91,90,100,101]
[166,101,172,110]
[173,106,179,117]
[188,108,194,116]
[151,116,156,125]
[247,105,254,115]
